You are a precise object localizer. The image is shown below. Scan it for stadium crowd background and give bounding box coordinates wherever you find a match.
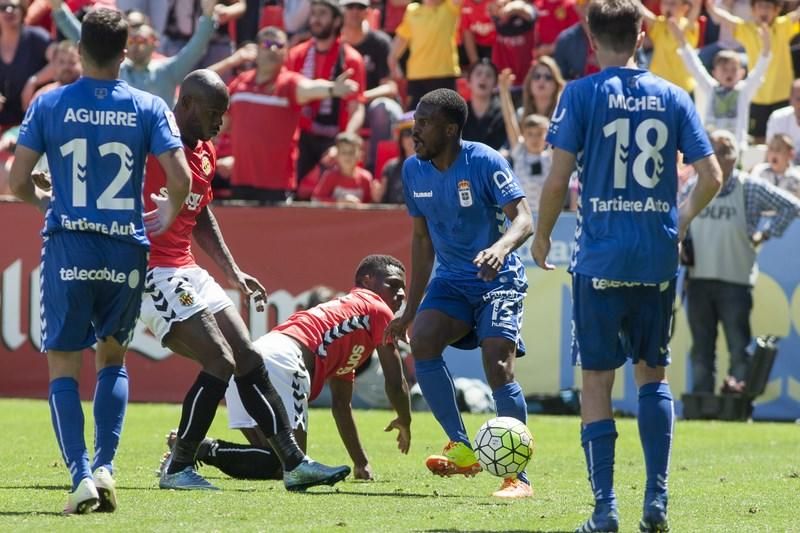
[0,0,799,398]
[1,0,800,204]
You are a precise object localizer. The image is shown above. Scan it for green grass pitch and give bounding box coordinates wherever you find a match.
[1,399,798,532]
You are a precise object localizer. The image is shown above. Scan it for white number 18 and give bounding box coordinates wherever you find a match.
[602,118,668,190]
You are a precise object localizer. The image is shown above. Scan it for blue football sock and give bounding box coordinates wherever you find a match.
[92,365,128,474]
[581,419,618,508]
[638,382,674,500]
[414,357,470,446]
[493,381,530,484]
[49,377,91,491]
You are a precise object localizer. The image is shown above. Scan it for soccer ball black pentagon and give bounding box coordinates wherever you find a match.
[473,416,534,477]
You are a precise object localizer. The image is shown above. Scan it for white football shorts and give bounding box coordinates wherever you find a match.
[225,331,311,432]
[140,265,234,343]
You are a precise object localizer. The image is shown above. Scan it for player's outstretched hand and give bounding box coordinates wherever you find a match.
[384,315,412,345]
[333,68,359,98]
[354,463,375,481]
[473,245,506,281]
[144,193,178,237]
[32,171,52,191]
[385,418,411,454]
[531,235,555,270]
[236,271,268,312]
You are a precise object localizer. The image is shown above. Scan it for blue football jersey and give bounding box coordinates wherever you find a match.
[402,141,526,280]
[547,67,712,283]
[17,77,183,247]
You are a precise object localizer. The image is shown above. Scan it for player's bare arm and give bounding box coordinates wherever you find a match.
[193,205,268,312]
[376,344,412,454]
[678,154,722,239]
[146,148,192,236]
[384,217,434,344]
[532,147,576,270]
[8,145,51,213]
[295,69,359,105]
[473,197,533,282]
[328,378,372,480]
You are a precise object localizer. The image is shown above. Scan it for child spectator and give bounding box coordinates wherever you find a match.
[706,0,800,142]
[312,132,375,204]
[671,18,770,148]
[374,112,415,204]
[641,0,702,94]
[498,68,551,212]
[751,134,800,198]
[462,59,506,150]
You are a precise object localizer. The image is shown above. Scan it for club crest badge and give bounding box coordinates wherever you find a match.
[458,180,473,207]
[201,154,212,176]
[178,292,194,306]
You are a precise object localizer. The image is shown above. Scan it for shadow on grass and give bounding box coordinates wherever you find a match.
[0,511,64,517]
[305,489,462,498]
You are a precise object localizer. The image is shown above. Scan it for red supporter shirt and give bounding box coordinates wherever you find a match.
[492,26,536,85]
[228,68,303,191]
[311,166,374,203]
[460,0,496,48]
[383,3,407,34]
[274,288,394,401]
[143,141,216,268]
[534,0,579,46]
[286,38,366,135]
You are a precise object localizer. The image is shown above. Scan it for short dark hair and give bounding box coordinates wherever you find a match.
[587,0,642,55]
[80,8,128,68]
[419,88,468,133]
[354,255,405,285]
[467,58,498,81]
[750,0,781,6]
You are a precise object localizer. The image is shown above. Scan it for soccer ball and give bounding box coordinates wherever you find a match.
[473,416,534,477]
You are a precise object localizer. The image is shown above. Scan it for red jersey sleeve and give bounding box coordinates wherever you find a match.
[143,154,167,212]
[359,167,374,203]
[311,170,336,202]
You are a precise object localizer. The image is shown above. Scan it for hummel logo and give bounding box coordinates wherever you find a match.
[413,190,433,198]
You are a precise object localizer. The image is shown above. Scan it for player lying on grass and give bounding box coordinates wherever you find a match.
[159,255,412,481]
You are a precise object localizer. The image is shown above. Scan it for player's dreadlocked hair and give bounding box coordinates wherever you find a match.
[80,9,129,68]
[419,89,468,134]
[587,0,643,55]
[354,255,405,285]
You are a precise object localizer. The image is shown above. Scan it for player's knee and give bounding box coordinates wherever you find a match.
[206,351,235,381]
[230,344,264,376]
[409,333,443,359]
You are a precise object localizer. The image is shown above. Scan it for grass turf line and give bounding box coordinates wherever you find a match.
[0,399,797,532]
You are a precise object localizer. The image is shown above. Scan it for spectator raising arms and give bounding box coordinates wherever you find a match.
[226,26,358,203]
[287,0,366,185]
[640,0,702,95]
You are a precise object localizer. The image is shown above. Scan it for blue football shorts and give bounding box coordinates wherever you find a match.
[40,230,148,351]
[571,273,677,371]
[418,275,527,355]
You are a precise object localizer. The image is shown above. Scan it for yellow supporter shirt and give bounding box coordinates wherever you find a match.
[396,0,461,80]
[734,16,799,105]
[648,16,699,93]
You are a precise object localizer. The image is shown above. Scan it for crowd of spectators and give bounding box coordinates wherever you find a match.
[2,0,800,211]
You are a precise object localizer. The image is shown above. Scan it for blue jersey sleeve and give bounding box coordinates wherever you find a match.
[16,96,46,154]
[476,145,525,208]
[546,82,584,155]
[146,96,183,156]
[402,158,422,217]
[675,89,713,164]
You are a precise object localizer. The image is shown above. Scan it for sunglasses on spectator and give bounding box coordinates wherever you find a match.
[344,4,367,10]
[260,39,286,49]
[399,129,413,137]
[532,72,554,81]
[0,4,20,13]
[128,35,156,45]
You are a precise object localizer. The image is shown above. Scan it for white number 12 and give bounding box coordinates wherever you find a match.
[60,138,135,210]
